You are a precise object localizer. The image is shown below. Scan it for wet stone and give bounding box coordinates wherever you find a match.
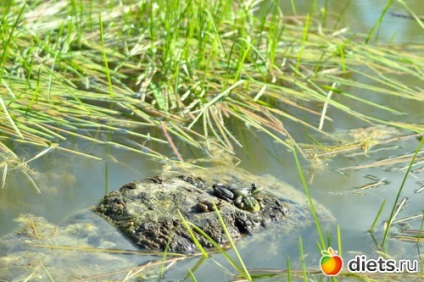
[94,172,331,254]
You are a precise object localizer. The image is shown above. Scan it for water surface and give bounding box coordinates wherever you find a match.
[1,0,423,280]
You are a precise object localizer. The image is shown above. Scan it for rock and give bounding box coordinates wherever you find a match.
[95,169,333,254]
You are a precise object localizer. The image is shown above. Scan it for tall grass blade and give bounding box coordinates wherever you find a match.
[0,4,25,81]
[40,264,55,282]
[183,256,206,281]
[370,200,386,233]
[295,14,311,71]
[186,222,245,274]
[292,144,325,248]
[19,146,54,167]
[286,257,292,282]
[187,269,198,282]
[298,237,307,282]
[161,121,184,163]
[98,14,114,97]
[160,232,175,278]
[319,82,337,131]
[1,163,7,189]
[418,211,424,246]
[290,0,297,15]
[382,137,424,246]
[212,201,251,281]
[337,224,342,257]
[365,0,394,43]
[397,0,424,29]
[21,170,41,194]
[176,200,252,280]
[177,210,208,257]
[0,93,24,139]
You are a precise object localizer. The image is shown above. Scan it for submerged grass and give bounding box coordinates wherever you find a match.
[0,0,423,173]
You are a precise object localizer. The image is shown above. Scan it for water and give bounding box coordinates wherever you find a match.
[277,0,424,44]
[1,1,423,280]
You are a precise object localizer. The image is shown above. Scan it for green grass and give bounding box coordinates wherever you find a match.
[292,143,325,249]
[382,136,424,247]
[1,0,423,170]
[366,0,395,43]
[178,202,253,280]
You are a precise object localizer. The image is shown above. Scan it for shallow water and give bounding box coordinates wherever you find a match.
[277,0,424,44]
[1,1,423,280]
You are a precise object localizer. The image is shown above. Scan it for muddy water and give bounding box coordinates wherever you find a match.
[1,1,423,281]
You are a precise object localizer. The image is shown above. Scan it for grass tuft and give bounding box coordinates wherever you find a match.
[0,0,422,169]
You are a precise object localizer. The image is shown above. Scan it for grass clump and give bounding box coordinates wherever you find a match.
[0,0,423,167]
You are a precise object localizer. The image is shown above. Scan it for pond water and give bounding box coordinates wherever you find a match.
[1,0,423,280]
